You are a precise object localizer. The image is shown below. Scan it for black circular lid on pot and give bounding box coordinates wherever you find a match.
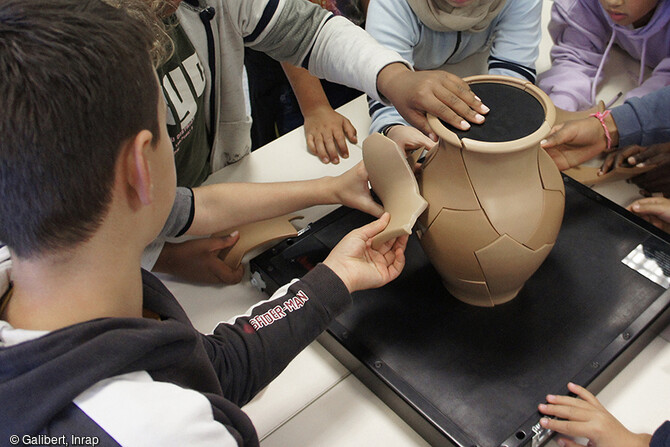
[439,82,545,142]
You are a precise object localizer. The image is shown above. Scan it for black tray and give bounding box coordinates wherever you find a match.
[250,176,670,447]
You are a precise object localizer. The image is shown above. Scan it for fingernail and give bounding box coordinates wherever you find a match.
[480,104,490,114]
[637,162,645,167]
[230,230,239,237]
[460,120,470,130]
[540,139,547,146]
[539,418,549,427]
[538,403,547,410]
[342,153,349,158]
[474,95,481,101]
[322,157,329,163]
[632,203,640,210]
[628,157,636,164]
[597,170,603,176]
[557,439,566,447]
[333,158,340,164]
[475,113,485,123]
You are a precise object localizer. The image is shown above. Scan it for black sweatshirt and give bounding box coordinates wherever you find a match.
[0,265,351,446]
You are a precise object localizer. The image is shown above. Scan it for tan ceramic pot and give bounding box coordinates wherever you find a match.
[416,75,565,307]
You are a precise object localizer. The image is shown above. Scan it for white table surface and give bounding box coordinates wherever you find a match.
[159,1,669,445]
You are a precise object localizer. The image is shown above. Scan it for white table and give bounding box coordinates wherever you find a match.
[160,1,670,444]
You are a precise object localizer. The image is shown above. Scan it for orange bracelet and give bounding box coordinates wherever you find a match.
[590,110,612,152]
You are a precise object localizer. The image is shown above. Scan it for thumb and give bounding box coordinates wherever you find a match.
[355,212,391,240]
[359,199,385,219]
[208,231,240,252]
[344,119,358,144]
[630,200,668,217]
[541,123,566,149]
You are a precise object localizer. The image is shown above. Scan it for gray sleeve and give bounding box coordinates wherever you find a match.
[244,0,329,66]
[611,86,670,148]
[141,187,194,270]
[245,0,407,104]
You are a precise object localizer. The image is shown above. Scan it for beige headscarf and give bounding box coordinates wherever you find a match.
[405,0,506,33]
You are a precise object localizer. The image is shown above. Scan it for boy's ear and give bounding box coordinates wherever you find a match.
[125,130,155,206]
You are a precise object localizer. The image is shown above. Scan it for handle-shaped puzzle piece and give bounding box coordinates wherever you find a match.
[363,133,428,250]
[214,214,303,268]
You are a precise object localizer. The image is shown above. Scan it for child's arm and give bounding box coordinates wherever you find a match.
[203,213,408,405]
[187,161,383,236]
[487,0,541,84]
[628,196,670,233]
[625,58,670,104]
[538,382,652,447]
[242,0,485,137]
[149,162,383,284]
[537,0,611,111]
[281,62,358,165]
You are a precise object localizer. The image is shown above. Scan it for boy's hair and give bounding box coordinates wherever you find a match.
[0,0,160,258]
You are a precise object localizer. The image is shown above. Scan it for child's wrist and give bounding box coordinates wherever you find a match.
[590,110,619,152]
[603,112,619,148]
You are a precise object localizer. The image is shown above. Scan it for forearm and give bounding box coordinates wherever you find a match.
[206,264,351,405]
[282,62,331,116]
[307,16,408,103]
[188,178,338,235]
[612,86,670,148]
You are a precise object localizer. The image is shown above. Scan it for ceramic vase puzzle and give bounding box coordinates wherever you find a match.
[416,75,565,307]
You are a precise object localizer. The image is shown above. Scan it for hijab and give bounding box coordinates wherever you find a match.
[405,0,506,33]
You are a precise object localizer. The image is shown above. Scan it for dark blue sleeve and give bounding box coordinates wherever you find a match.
[651,421,670,447]
[611,86,670,148]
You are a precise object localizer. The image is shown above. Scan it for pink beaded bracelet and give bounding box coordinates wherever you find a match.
[590,110,613,152]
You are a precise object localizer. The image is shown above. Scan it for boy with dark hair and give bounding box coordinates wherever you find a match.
[0,1,408,444]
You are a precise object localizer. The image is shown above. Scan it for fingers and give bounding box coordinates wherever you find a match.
[419,93,484,132]
[554,438,586,447]
[208,231,240,251]
[628,197,670,216]
[209,260,245,284]
[308,131,340,164]
[539,413,590,439]
[356,212,391,240]
[566,382,601,408]
[629,142,670,166]
[544,147,572,171]
[342,118,357,150]
[540,123,568,149]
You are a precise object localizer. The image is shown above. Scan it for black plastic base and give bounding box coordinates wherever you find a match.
[250,177,670,447]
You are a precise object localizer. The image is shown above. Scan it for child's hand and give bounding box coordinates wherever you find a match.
[153,235,244,284]
[628,196,670,233]
[628,142,670,168]
[376,63,487,137]
[386,125,436,154]
[541,119,610,171]
[600,142,670,174]
[304,105,357,164]
[332,161,384,218]
[323,213,408,293]
[538,382,652,447]
[600,145,645,173]
[632,164,670,198]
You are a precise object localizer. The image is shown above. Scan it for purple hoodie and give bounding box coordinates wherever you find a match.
[538,0,670,111]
